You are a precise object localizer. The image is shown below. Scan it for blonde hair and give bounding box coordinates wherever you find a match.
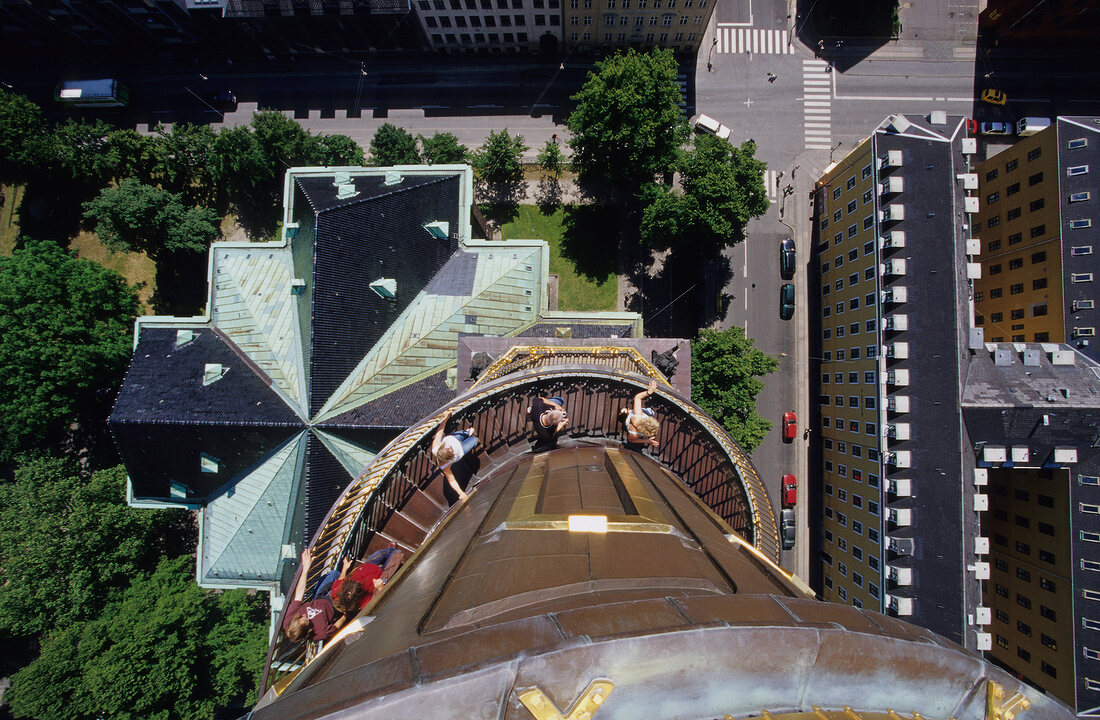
[435,444,455,465]
[634,415,660,437]
[286,614,311,643]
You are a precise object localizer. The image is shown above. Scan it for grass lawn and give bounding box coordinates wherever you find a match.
[499,205,618,312]
[69,231,158,312]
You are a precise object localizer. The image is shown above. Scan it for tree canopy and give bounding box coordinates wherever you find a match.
[690,326,778,452]
[6,554,269,720]
[370,123,420,166]
[567,49,688,194]
[640,135,769,252]
[419,132,468,164]
[537,138,565,179]
[82,178,221,258]
[0,460,185,637]
[0,240,140,462]
[472,128,527,184]
[0,88,48,183]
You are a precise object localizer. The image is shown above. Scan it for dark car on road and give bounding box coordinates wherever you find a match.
[779,237,795,279]
[779,282,795,320]
[204,90,238,111]
[780,508,796,550]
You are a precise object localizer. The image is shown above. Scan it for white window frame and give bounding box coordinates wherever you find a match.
[1070,191,1092,203]
[1068,165,1090,176]
[1072,273,1094,283]
[1069,138,1089,149]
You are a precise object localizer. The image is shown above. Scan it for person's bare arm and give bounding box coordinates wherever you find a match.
[431,409,452,456]
[632,379,658,416]
[339,556,352,580]
[292,548,312,601]
[443,466,468,500]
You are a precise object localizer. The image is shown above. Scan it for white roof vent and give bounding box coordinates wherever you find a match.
[961,138,977,154]
[333,171,352,186]
[383,171,403,186]
[1023,348,1041,366]
[423,221,450,240]
[929,110,947,125]
[175,329,194,347]
[886,114,911,134]
[337,183,359,200]
[958,173,978,189]
[290,278,306,296]
[203,363,227,386]
[369,278,397,300]
[200,452,220,473]
[1051,349,1075,365]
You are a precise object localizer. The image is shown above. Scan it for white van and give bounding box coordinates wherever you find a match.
[693,114,732,140]
[1016,117,1051,137]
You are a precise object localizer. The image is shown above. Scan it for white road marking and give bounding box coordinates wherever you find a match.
[714,27,792,54]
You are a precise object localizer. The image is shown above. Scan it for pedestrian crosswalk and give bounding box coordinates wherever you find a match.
[802,59,832,151]
[762,169,778,201]
[714,27,792,55]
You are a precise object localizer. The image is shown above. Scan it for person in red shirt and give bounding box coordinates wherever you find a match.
[283,549,346,643]
[330,546,405,614]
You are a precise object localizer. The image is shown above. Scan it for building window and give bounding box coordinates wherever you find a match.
[848,224,858,238]
[1007,208,1021,221]
[1033,304,1048,317]
[1017,620,1032,636]
[1068,165,1090,176]
[1008,232,1023,244]
[1017,567,1032,581]
[1071,219,1094,229]
[1072,245,1093,256]
[847,176,857,190]
[1073,273,1094,283]
[1006,182,1020,196]
[1071,192,1092,203]
[1017,594,1031,609]
[1017,647,1031,662]
[990,263,1002,275]
[1010,284,1024,295]
[833,186,842,200]
[986,169,998,181]
[1006,159,1018,172]
[1009,257,1023,270]
[987,192,1000,204]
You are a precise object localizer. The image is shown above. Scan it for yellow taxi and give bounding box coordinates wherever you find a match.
[980,88,1007,105]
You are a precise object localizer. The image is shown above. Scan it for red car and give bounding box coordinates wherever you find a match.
[782,411,797,442]
[781,474,797,508]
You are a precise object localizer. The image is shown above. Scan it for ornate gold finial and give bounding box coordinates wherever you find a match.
[987,680,1031,720]
[517,680,614,720]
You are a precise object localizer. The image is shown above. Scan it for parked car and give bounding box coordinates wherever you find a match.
[781,474,797,508]
[965,118,978,134]
[979,121,1011,136]
[782,411,797,442]
[779,282,795,320]
[779,237,796,279]
[780,508,796,550]
[980,88,1007,105]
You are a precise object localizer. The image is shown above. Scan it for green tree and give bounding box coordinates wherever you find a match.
[318,133,366,166]
[107,129,160,184]
[210,124,265,211]
[82,178,220,258]
[369,123,420,166]
[0,461,182,637]
[537,138,565,179]
[567,49,688,194]
[249,111,325,212]
[690,326,778,452]
[7,555,270,720]
[472,128,527,184]
[419,131,468,164]
[152,123,217,204]
[0,240,139,462]
[50,119,120,191]
[0,88,48,183]
[640,135,769,252]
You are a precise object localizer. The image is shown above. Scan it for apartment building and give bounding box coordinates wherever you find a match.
[812,113,983,647]
[560,0,713,55]
[974,117,1100,362]
[814,112,1100,714]
[411,0,560,54]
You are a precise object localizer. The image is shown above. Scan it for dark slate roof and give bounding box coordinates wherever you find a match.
[110,327,304,500]
[306,174,462,417]
[111,327,303,426]
[320,370,456,429]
